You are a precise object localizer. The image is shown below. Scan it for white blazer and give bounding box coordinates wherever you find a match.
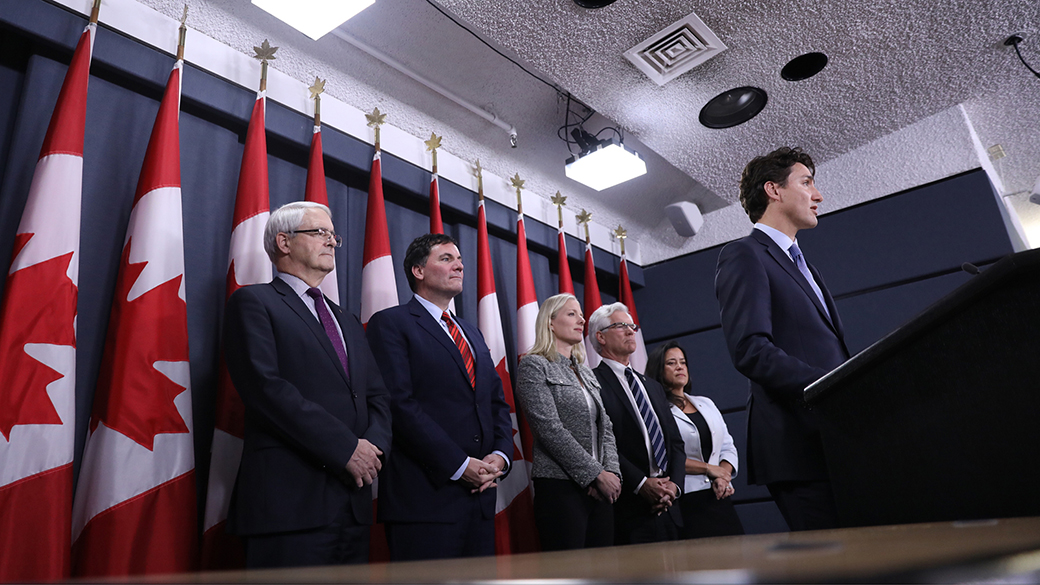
[670,395,739,494]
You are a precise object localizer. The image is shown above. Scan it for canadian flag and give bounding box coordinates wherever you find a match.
[476,199,538,554]
[617,250,647,374]
[515,213,538,362]
[70,60,196,577]
[557,226,574,295]
[0,21,94,583]
[582,241,603,368]
[429,169,443,235]
[200,91,271,570]
[428,169,455,313]
[304,123,338,304]
[360,150,398,326]
[511,208,538,534]
[361,146,398,563]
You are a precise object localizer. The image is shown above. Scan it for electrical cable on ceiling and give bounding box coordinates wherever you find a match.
[1005,35,1040,80]
[424,2,626,154]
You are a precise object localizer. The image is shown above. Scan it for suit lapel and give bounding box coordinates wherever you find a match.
[272,278,351,386]
[752,230,837,332]
[595,362,640,425]
[408,297,471,387]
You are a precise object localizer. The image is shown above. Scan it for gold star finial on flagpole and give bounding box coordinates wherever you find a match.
[309,77,325,124]
[366,107,387,150]
[425,133,442,172]
[613,224,628,254]
[176,5,188,60]
[551,191,567,227]
[308,77,326,100]
[576,209,592,243]
[253,39,278,91]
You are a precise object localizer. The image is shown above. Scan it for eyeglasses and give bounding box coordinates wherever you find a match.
[599,322,639,333]
[291,228,342,248]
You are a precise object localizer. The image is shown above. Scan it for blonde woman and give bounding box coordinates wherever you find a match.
[515,293,622,550]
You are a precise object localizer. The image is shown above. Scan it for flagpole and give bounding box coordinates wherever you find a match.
[253,39,277,93]
[89,0,101,24]
[176,5,187,61]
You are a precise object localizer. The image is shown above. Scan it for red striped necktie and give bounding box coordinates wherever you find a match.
[442,311,475,389]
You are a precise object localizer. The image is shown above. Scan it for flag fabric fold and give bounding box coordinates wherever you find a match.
[201,91,271,571]
[583,241,603,368]
[476,200,538,554]
[304,123,339,304]
[557,227,574,295]
[70,59,197,577]
[618,251,647,374]
[0,21,95,583]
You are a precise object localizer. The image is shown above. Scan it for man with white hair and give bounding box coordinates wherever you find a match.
[589,302,685,545]
[223,201,392,568]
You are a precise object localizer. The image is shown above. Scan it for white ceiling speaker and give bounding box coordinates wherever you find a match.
[665,201,704,237]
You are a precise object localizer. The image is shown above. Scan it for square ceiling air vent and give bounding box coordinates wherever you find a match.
[624,11,726,86]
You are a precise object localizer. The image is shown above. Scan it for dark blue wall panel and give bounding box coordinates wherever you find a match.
[637,244,724,341]
[836,270,975,355]
[801,169,1012,297]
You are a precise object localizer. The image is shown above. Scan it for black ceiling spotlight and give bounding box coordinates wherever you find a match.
[699,87,768,129]
[781,52,829,81]
[1004,34,1040,80]
[572,0,618,7]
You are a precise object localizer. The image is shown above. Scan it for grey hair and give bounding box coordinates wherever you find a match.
[263,201,332,262]
[587,302,630,354]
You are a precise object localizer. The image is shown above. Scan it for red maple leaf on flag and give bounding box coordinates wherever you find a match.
[0,234,77,441]
[89,239,190,450]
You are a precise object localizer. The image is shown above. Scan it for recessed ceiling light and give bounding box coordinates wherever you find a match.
[252,0,375,41]
[781,52,828,81]
[699,87,768,129]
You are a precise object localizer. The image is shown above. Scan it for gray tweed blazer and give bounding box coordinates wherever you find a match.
[516,353,621,487]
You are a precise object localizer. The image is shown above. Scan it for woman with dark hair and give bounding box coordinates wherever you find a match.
[646,341,745,539]
[515,293,622,550]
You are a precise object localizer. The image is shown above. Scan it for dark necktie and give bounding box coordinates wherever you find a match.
[788,242,828,313]
[625,367,668,472]
[442,311,475,388]
[306,287,349,376]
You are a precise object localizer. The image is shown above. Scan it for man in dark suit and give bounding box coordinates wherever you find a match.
[589,302,685,545]
[714,147,850,531]
[366,233,513,561]
[222,201,392,568]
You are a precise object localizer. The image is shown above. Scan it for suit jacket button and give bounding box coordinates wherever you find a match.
[473,435,480,443]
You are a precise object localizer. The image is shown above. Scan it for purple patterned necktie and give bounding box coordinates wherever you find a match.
[306,287,349,376]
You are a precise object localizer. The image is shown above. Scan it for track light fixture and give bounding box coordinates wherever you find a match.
[559,95,646,191]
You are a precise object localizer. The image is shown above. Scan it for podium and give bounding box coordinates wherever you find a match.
[805,248,1040,528]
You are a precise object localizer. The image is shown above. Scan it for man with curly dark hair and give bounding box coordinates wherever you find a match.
[714,147,850,531]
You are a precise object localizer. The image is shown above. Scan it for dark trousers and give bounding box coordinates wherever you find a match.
[614,491,679,546]
[533,478,614,551]
[678,488,745,539]
[385,496,494,562]
[243,502,368,569]
[768,480,839,532]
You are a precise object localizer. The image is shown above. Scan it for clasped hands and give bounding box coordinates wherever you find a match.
[639,477,680,514]
[706,463,735,500]
[345,438,383,488]
[587,470,622,503]
[461,454,505,493]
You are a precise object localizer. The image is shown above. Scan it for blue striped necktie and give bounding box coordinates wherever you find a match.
[625,367,668,472]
